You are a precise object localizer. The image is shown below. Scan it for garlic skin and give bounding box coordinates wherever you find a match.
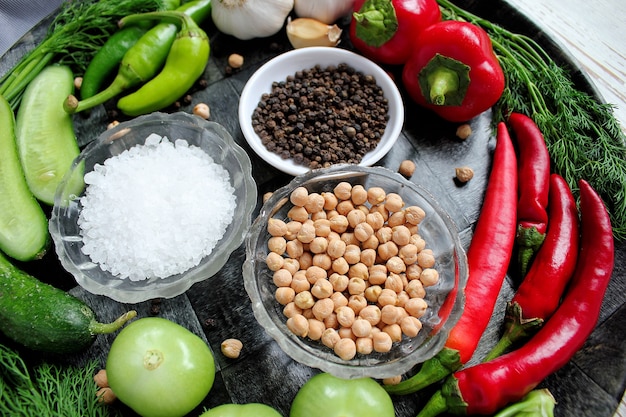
[212,0,295,40]
[286,17,342,49]
[294,0,355,24]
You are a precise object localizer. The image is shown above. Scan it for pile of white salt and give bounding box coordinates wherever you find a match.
[78,134,236,281]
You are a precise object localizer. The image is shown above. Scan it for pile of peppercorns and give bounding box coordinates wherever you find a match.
[251,63,389,169]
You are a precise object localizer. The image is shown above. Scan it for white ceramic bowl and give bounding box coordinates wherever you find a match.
[243,165,467,379]
[49,112,257,304]
[239,47,404,176]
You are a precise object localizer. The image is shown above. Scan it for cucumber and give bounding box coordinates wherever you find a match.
[0,95,49,261]
[15,64,80,206]
[0,251,137,354]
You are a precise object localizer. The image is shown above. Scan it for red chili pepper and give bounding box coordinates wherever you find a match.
[483,173,579,361]
[349,0,441,65]
[385,122,517,395]
[416,179,614,417]
[508,112,551,276]
[401,20,505,122]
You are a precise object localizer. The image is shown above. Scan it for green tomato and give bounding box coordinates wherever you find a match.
[199,403,283,417]
[106,317,215,417]
[290,373,395,417]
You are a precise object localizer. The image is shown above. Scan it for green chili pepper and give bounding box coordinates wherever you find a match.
[116,10,209,116]
[64,0,212,114]
[79,0,183,100]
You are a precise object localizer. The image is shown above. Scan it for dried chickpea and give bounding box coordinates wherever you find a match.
[324,312,340,329]
[398,160,416,178]
[361,235,379,251]
[299,252,313,269]
[267,218,287,236]
[290,187,309,206]
[348,294,367,314]
[356,337,374,355]
[417,249,436,268]
[405,206,426,225]
[330,291,349,309]
[305,265,327,284]
[455,166,474,183]
[343,244,361,264]
[405,297,428,318]
[368,264,388,286]
[282,258,300,275]
[294,291,315,309]
[392,225,411,246]
[384,193,405,212]
[193,102,211,120]
[329,215,349,234]
[340,232,359,246]
[406,263,423,281]
[309,236,328,254]
[386,256,407,274]
[334,338,357,361]
[308,319,326,340]
[367,186,386,205]
[399,244,419,265]
[383,375,403,386]
[360,248,377,267]
[372,331,393,352]
[338,326,356,341]
[336,200,355,215]
[322,192,338,210]
[350,184,368,205]
[351,318,373,338]
[383,323,403,342]
[96,387,116,404]
[311,278,334,299]
[283,302,303,318]
[354,222,374,242]
[327,238,346,259]
[313,219,331,237]
[297,222,316,244]
[285,220,302,240]
[347,209,367,228]
[400,316,423,338]
[366,211,385,230]
[275,287,295,305]
[333,182,352,200]
[397,290,410,308]
[336,305,356,327]
[406,279,426,298]
[288,206,309,223]
[331,257,350,275]
[227,53,244,68]
[347,277,366,295]
[290,273,310,293]
[456,123,472,139]
[268,236,287,255]
[286,239,304,259]
[370,203,389,221]
[364,285,383,303]
[311,211,327,221]
[302,308,314,319]
[377,241,398,261]
[384,272,404,293]
[321,328,341,348]
[387,211,405,227]
[380,304,399,325]
[377,288,398,307]
[265,252,284,271]
[312,298,335,320]
[221,338,243,359]
[421,268,440,287]
[287,314,309,337]
[94,369,108,388]
[376,226,393,244]
[359,305,382,326]
[312,253,332,270]
[348,263,369,281]
[304,193,325,213]
[273,269,293,287]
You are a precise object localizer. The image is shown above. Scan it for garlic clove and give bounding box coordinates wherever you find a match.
[286,17,342,49]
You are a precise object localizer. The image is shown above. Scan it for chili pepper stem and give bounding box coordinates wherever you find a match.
[517,225,546,276]
[384,347,461,395]
[482,301,544,362]
[64,73,134,114]
[415,390,449,417]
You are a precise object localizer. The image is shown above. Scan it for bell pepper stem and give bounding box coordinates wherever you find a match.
[427,67,461,105]
[384,347,462,395]
[482,302,544,362]
[493,389,556,417]
[418,53,471,107]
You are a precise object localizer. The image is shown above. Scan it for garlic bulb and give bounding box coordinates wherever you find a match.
[212,0,295,40]
[286,17,342,49]
[294,0,355,24]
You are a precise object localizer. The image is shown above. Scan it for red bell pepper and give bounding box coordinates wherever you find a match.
[349,0,441,65]
[416,179,614,417]
[402,20,505,122]
[385,122,517,395]
[483,173,579,361]
[508,112,551,276]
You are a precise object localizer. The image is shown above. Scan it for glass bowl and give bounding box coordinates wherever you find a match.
[49,112,257,303]
[243,165,467,379]
[238,47,404,176]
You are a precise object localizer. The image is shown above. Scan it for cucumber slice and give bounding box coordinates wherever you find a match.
[15,65,80,206]
[0,95,49,261]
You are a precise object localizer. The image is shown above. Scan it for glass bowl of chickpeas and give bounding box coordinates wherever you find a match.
[243,164,468,379]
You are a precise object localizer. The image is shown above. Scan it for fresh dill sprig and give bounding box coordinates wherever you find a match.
[0,0,165,110]
[437,0,626,240]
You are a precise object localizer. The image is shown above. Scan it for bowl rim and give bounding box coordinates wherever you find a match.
[238,47,404,177]
[243,164,467,379]
[49,111,258,303]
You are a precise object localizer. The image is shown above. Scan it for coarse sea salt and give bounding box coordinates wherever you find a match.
[78,134,237,281]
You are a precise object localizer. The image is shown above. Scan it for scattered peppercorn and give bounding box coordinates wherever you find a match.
[251,63,390,169]
[398,160,416,178]
[456,123,472,140]
[455,166,474,183]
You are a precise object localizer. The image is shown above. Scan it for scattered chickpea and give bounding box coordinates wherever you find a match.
[107,120,120,130]
[193,102,210,119]
[96,387,117,404]
[94,369,109,388]
[221,338,243,359]
[383,375,403,386]
[227,53,244,69]
[398,160,416,178]
[456,123,472,140]
[74,76,83,90]
[455,166,475,183]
